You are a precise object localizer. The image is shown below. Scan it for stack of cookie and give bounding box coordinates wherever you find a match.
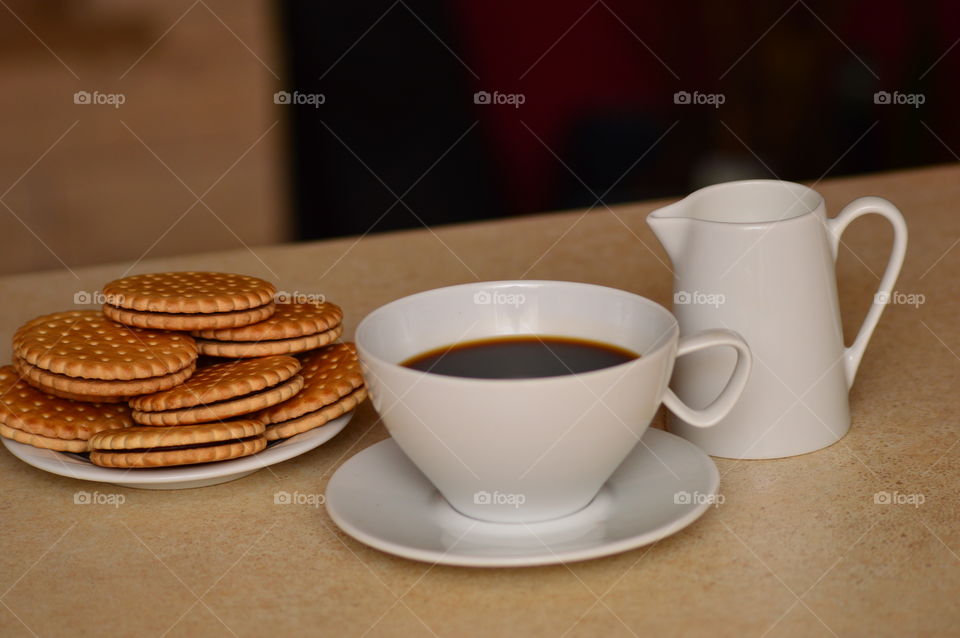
[89,420,267,468]
[12,310,198,401]
[256,343,366,441]
[130,356,304,425]
[86,355,306,467]
[0,270,368,470]
[190,301,343,357]
[102,272,277,330]
[0,366,134,452]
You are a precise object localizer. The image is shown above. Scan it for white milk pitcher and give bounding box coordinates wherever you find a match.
[648,180,907,459]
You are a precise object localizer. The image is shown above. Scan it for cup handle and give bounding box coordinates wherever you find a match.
[826,197,908,388]
[662,329,752,428]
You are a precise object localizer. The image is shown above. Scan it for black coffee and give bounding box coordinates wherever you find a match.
[401,335,639,379]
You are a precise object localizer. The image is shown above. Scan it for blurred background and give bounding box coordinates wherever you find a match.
[1,0,957,274]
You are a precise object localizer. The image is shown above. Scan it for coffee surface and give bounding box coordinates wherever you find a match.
[401,335,638,379]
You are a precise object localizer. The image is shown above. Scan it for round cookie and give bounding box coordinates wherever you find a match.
[0,365,133,451]
[91,419,264,449]
[21,382,129,403]
[265,386,367,441]
[90,438,266,468]
[0,424,91,453]
[102,272,277,314]
[14,358,195,398]
[130,355,301,412]
[257,343,364,424]
[195,325,343,358]
[103,303,276,331]
[131,375,305,426]
[89,419,266,468]
[13,310,197,380]
[193,302,343,341]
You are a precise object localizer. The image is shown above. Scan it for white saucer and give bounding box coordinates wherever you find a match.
[1,411,354,490]
[326,427,719,567]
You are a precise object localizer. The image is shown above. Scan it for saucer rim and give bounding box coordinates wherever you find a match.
[326,427,719,567]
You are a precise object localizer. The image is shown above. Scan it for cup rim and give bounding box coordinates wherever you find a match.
[355,280,679,386]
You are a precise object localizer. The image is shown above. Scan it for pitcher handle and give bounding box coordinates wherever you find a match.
[826,196,908,388]
[662,329,752,428]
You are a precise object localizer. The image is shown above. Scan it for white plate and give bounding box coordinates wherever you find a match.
[326,427,720,567]
[1,411,354,490]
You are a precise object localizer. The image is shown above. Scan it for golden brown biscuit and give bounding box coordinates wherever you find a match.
[89,419,267,468]
[257,343,364,424]
[19,381,129,403]
[102,272,276,314]
[90,419,264,449]
[131,375,304,426]
[0,424,91,452]
[14,358,195,398]
[90,437,266,468]
[193,302,342,341]
[265,386,366,441]
[13,310,197,379]
[129,355,301,412]
[0,365,133,441]
[195,325,342,358]
[103,303,275,331]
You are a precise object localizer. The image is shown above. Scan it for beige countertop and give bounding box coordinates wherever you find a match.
[0,164,957,637]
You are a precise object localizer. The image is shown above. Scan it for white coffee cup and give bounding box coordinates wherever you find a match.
[355,281,751,523]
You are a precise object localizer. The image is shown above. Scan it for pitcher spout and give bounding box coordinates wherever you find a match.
[647,201,693,264]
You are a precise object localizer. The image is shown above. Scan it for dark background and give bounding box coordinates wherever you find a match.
[278,0,960,240]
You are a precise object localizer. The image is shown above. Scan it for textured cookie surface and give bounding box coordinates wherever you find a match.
[257,343,364,424]
[193,302,342,341]
[13,310,197,380]
[89,437,266,468]
[103,303,275,331]
[0,366,133,440]
[102,272,276,314]
[265,386,367,441]
[90,419,264,449]
[195,326,342,358]
[132,375,304,426]
[15,358,195,398]
[0,424,91,452]
[129,355,301,412]
[21,382,129,403]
